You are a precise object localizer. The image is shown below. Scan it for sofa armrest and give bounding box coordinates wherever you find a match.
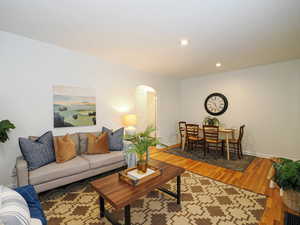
[122,140,136,168]
[16,156,29,187]
[123,140,133,151]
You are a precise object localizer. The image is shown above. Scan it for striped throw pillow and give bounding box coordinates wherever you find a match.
[0,186,30,225]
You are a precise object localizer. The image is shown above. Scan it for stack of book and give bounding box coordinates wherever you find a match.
[119,166,162,186]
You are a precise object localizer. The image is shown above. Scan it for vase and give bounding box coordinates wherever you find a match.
[137,160,148,174]
[282,190,300,212]
[136,151,149,174]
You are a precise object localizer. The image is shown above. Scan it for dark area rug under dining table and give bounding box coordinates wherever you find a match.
[165,147,256,172]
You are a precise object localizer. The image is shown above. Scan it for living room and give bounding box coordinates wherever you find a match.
[0,1,300,225]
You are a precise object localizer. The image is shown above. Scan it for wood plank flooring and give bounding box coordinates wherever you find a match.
[149,145,299,225]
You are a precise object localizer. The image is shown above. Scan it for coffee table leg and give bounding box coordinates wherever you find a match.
[177,175,181,204]
[157,175,182,205]
[124,205,131,225]
[100,196,105,218]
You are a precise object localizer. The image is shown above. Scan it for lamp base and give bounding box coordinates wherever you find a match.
[125,126,136,136]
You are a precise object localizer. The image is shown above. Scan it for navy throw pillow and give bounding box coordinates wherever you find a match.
[102,127,124,151]
[19,131,55,170]
[15,185,47,225]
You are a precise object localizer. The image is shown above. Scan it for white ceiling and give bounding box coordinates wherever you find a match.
[1,0,300,77]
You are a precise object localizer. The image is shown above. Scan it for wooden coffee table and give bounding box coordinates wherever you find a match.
[90,159,185,225]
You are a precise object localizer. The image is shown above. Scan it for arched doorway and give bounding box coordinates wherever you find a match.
[135,85,157,137]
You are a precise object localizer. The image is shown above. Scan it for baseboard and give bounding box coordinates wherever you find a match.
[242,151,298,161]
[158,143,180,151]
[167,143,298,161]
[243,151,273,159]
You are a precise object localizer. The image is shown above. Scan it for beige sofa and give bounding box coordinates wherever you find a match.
[15,132,133,193]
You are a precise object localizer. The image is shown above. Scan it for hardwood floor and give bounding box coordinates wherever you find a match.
[149,145,299,225]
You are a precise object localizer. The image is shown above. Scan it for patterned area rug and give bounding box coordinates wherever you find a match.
[40,171,266,225]
[165,147,256,172]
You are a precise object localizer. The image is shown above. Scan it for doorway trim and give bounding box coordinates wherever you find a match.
[135,85,157,136]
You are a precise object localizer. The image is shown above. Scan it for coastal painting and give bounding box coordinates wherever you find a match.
[53,85,96,128]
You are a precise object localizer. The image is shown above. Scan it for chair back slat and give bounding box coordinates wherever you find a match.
[179,121,186,131]
[186,124,199,137]
[238,125,245,142]
[178,121,186,137]
[203,125,219,141]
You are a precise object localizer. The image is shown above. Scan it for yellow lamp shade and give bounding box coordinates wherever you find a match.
[122,114,137,127]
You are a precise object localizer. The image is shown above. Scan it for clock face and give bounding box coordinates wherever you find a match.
[204,93,228,116]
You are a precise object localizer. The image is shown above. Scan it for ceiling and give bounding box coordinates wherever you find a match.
[1,0,300,77]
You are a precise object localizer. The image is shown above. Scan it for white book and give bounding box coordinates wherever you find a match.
[127,168,156,180]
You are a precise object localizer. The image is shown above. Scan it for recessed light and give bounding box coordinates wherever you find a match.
[216,62,222,67]
[180,39,189,46]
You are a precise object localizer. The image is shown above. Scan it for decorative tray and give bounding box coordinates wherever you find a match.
[119,165,162,186]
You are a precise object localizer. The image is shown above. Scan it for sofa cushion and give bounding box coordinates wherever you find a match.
[30,133,80,156]
[0,185,31,225]
[29,156,89,185]
[19,131,56,171]
[79,132,101,154]
[14,185,47,225]
[87,133,110,154]
[81,151,124,169]
[54,134,77,163]
[54,133,80,155]
[102,127,124,151]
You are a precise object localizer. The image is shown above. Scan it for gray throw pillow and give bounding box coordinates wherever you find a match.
[79,132,101,154]
[19,131,55,170]
[102,127,124,151]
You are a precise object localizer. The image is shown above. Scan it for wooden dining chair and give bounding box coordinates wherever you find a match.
[203,125,224,158]
[178,121,186,149]
[186,124,204,151]
[228,125,245,159]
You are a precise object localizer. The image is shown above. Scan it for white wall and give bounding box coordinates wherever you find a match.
[180,59,300,160]
[0,31,180,186]
[1,30,298,187]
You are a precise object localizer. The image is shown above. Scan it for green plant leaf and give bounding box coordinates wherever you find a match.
[0,120,16,143]
[273,159,300,192]
[125,125,166,159]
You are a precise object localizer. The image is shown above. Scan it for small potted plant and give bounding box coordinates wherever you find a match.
[0,120,16,143]
[203,116,220,126]
[273,158,300,212]
[125,126,164,174]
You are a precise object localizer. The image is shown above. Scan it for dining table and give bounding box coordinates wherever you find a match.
[181,126,236,160]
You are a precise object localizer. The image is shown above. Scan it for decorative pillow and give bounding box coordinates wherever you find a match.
[79,132,101,154]
[14,185,47,225]
[102,127,124,151]
[31,133,79,155]
[53,134,76,163]
[0,185,30,225]
[53,133,80,155]
[87,133,110,154]
[19,131,55,170]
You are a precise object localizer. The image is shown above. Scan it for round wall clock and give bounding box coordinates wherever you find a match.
[204,93,228,116]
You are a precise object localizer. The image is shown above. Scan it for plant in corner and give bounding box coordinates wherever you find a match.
[0,120,16,143]
[273,158,300,212]
[125,125,165,174]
